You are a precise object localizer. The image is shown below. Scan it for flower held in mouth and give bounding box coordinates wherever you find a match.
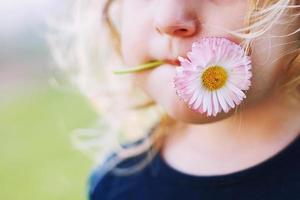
[174,37,252,117]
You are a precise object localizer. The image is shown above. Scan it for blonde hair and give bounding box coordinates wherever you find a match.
[47,0,300,175]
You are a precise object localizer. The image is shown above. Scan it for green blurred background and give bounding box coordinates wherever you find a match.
[0,1,98,199]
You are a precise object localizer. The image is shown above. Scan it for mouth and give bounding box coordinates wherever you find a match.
[164,58,181,66]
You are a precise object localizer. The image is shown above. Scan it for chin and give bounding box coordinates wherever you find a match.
[163,95,236,124]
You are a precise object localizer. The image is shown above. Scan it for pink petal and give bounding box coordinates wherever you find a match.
[212,91,220,116]
[193,89,204,110]
[217,89,229,113]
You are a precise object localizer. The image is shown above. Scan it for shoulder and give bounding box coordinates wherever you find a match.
[87,136,154,200]
[87,151,117,200]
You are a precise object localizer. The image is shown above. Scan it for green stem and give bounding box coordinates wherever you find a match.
[113,60,164,74]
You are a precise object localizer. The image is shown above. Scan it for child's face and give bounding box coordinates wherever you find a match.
[120,0,299,123]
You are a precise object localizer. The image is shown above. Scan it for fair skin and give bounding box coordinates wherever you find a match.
[120,0,300,175]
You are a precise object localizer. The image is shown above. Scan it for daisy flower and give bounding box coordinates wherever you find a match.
[174,37,252,117]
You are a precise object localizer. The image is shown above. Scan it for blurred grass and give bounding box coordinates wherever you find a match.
[0,85,98,200]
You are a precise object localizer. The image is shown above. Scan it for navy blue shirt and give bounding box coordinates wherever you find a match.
[88,134,300,200]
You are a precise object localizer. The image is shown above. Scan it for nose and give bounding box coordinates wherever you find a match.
[154,1,199,38]
[155,21,198,38]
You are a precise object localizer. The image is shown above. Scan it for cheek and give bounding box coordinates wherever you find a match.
[120,2,153,66]
[202,0,248,33]
[246,37,293,102]
[121,30,149,66]
[244,10,300,102]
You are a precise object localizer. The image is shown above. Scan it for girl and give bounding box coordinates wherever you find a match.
[49,0,300,199]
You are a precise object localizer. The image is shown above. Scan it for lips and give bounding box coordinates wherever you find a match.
[164,58,180,66]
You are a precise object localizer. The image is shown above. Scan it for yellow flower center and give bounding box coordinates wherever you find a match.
[201,66,228,91]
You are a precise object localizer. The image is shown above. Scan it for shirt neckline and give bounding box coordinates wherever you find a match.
[150,134,300,187]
